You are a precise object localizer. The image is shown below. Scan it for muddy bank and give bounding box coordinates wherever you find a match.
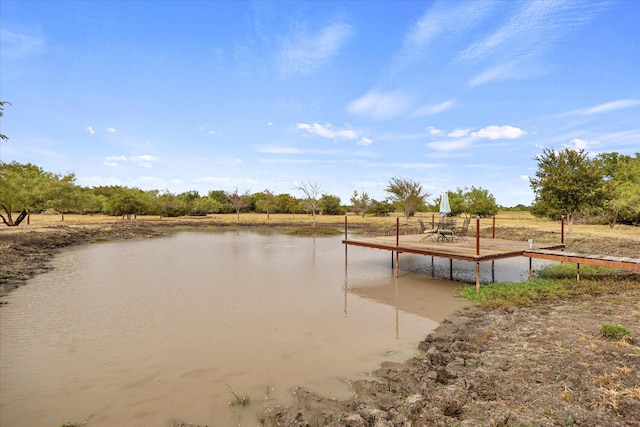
[259,289,640,426]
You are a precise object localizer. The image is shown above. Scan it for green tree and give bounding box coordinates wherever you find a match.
[463,186,499,218]
[318,194,344,215]
[384,177,429,221]
[255,190,278,219]
[0,162,52,226]
[350,191,371,217]
[46,172,79,221]
[598,153,640,226]
[156,192,187,217]
[104,187,151,218]
[366,199,394,216]
[530,148,604,232]
[275,193,298,217]
[208,190,234,213]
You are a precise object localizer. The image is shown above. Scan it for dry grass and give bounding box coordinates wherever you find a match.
[6,211,640,241]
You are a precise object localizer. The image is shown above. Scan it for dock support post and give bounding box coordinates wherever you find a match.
[396,217,399,247]
[492,215,496,239]
[391,251,394,269]
[491,260,495,283]
[528,257,533,279]
[577,263,580,282]
[475,215,481,293]
[561,215,565,246]
[449,259,453,280]
[344,216,348,266]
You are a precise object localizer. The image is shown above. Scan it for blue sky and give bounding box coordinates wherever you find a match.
[1,0,639,207]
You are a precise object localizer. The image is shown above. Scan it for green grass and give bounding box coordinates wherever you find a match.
[600,322,632,341]
[458,264,640,308]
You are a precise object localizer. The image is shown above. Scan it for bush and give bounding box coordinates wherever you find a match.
[600,322,632,341]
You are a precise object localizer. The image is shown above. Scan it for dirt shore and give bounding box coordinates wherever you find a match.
[2,218,639,426]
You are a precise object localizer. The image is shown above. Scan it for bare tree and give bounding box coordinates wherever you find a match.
[225,188,250,221]
[294,180,321,226]
[384,177,429,222]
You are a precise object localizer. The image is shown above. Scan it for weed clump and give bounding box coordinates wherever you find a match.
[600,322,632,341]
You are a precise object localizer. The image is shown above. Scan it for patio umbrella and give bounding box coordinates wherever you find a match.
[439,188,451,218]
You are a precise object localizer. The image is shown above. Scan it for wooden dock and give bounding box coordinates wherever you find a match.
[342,231,565,291]
[523,249,640,281]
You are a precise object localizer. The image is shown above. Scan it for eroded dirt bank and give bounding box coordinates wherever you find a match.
[2,219,639,426]
[259,290,640,426]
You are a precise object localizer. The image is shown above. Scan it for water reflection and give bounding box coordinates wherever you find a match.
[1,231,469,427]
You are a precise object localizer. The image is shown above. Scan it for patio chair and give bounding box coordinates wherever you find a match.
[418,219,438,240]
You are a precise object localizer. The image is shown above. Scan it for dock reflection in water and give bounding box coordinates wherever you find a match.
[1,230,469,426]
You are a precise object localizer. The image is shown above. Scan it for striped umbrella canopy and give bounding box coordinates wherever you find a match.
[439,188,451,217]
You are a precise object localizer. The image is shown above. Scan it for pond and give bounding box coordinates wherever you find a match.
[0,230,542,426]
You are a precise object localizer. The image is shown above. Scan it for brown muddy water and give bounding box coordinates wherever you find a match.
[0,230,540,426]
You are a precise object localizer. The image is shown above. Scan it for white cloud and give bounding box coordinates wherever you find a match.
[564,138,599,151]
[208,130,217,135]
[448,128,470,138]
[104,154,159,168]
[297,122,357,140]
[358,136,373,146]
[470,125,525,140]
[427,126,445,136]
[427,137,474,152]
[279,21,353,77]
[583,99,640,115]
[346,90,413,120]
[85,126,96,135]
[107,127,117,133]
[412,100,455,116]
[519,175,530,182]
[258,146,302,154]
[268,121,273,126]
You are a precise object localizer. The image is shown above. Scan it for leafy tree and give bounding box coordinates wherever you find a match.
[366,199,394,216]
[225,188,251,221]
[46,172,79,221]
[530,148,604,232]
[597,152,640,226]
[294,180,321,226]
[318,194,344,215]
[463,186,499,218]
[0,162,52,226]
[191,196,222,216]
[255,190,278,219]
[384,177,429,221]
[103,187,151,218]
[276,193,298,217]
[208,190,234,213]
[350,191,371,217]
[156,192,187,217]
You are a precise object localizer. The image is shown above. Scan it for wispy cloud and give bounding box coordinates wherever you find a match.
[346,90,413,120]
[557,98,640,118]
[358,136,373,146]
[296,122,357,140]
[0,28,45,61]
[411,100,455,117]
[85,126,96,135]
[107,127,117,133]
[459,1,605,86]
[583,99,640,115]
[279,21,353,77]
[104,154,159,168]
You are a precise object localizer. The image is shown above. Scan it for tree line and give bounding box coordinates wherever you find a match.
[1,147,638,228]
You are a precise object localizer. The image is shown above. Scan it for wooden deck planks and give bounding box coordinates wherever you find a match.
[523,249,640,271]
[343,234,565,262]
